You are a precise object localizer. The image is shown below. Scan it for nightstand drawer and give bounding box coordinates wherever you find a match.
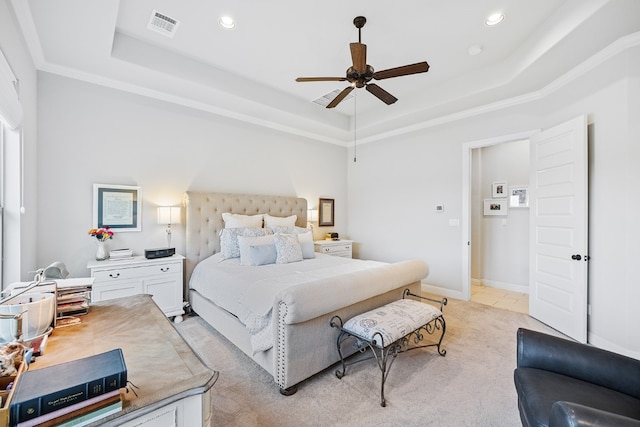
[314,240,354,259]
[92,261,182,281]
[319,244,352,254]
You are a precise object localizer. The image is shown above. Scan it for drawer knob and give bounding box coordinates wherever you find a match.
[160,267,170,272]
[109,273,120,278]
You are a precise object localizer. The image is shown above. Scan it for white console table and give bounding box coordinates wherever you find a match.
[87,255,184,322]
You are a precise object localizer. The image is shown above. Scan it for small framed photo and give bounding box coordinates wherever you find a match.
[484,199,508,216]
[93,184,142,231]
[492,181,507,198]
[509,185,529,208]
[318,198,334,227]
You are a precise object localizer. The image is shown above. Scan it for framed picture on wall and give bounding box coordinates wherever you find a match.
[492,181,507,198]
[318,198,334,226]
[483,199,508,216]
[509,185,529,208]
[93,184,142,231]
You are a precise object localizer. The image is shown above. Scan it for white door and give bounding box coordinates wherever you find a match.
[529,116,588,342]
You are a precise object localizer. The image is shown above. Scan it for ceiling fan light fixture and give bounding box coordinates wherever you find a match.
[485,13,505,26]
[218,16,236,30]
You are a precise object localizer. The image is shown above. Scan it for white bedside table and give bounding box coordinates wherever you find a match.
[87,254,185,323]
[314,240,353,258]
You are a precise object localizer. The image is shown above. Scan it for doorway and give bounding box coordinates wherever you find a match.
[461,130,538,303]
[469,139,531,314]
[462,117,588,342]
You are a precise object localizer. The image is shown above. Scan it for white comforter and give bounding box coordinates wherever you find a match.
[189,253,385,353]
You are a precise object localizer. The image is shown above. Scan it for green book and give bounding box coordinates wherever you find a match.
[9,349,127,424]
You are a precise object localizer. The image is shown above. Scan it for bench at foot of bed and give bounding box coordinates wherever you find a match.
[330,290,447,407]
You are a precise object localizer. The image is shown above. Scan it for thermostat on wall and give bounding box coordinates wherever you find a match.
[435,204,444,212]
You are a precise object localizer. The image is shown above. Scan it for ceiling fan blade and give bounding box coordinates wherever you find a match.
[366,83,398,105]
[350,43,367,72]
[372,61,430,80]
[296,77,347,82]
[326,86,355,108]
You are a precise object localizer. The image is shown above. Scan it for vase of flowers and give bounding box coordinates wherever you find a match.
[88,226,114,260]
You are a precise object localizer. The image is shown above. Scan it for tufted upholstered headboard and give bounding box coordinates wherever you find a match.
[183,191,307,283]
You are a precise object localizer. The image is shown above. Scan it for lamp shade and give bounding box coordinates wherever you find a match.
[307,209,319,222]
[157,206,181,224]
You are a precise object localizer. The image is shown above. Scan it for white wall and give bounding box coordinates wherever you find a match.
[0,0,38,284]
[348,46,640,358]
[36,73,347,277]
[472,141,529,293]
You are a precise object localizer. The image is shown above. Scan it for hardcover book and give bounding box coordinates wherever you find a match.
[9,349,127,424]
[16,390,121,427]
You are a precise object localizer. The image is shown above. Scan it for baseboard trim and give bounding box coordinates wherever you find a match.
[421,283,465,300]
[473,278,529,294]
[588,332,640,360]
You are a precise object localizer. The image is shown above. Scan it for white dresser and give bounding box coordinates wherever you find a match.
[314,239,353,258]
[87,255,184,322]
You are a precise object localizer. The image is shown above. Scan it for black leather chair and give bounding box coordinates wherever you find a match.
[514,328,640,427]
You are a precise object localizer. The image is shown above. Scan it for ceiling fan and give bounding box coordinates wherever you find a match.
[296,16,430,109]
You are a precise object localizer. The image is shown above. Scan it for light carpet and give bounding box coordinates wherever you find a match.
[175,298,560,427]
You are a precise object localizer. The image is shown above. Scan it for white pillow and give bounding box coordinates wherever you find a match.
[220,227,268,260]
[297,231,315,259]
[222,213,264,229]
[238,234,276,266]
[264,214,297,228]
[274,233,303,264]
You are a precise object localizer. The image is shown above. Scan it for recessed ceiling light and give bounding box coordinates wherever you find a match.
[218,16,236,30]
[485,13,505,26]
[468,44,483,56]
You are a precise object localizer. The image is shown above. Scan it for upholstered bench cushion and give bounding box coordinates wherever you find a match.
[342,299,442,348]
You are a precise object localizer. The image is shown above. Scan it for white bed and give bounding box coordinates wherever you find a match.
[184,191,429,394]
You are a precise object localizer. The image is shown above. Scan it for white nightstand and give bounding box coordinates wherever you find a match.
[314,240,353,258]
[87,254,185,322]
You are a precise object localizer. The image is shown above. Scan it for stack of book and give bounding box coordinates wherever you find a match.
[108,249,133,261]
[10,349,127,427]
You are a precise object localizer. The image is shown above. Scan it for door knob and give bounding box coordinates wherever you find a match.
[571,254,582,261]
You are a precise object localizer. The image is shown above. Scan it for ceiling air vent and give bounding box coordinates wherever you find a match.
[312,89,354,108]
[147,10,180,38]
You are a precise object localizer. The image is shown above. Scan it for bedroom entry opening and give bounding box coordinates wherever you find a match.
[462,130,536,313]
[468,138,530,314]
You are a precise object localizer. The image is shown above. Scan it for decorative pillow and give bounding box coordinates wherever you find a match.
[222,213,264,229]
[220,227,268,260]
[267,225,309,235]
[274,233,303,264]
[264,214,297,228]
[249,245,278,266]
[238,235,276,266]
[297,231,315,259]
